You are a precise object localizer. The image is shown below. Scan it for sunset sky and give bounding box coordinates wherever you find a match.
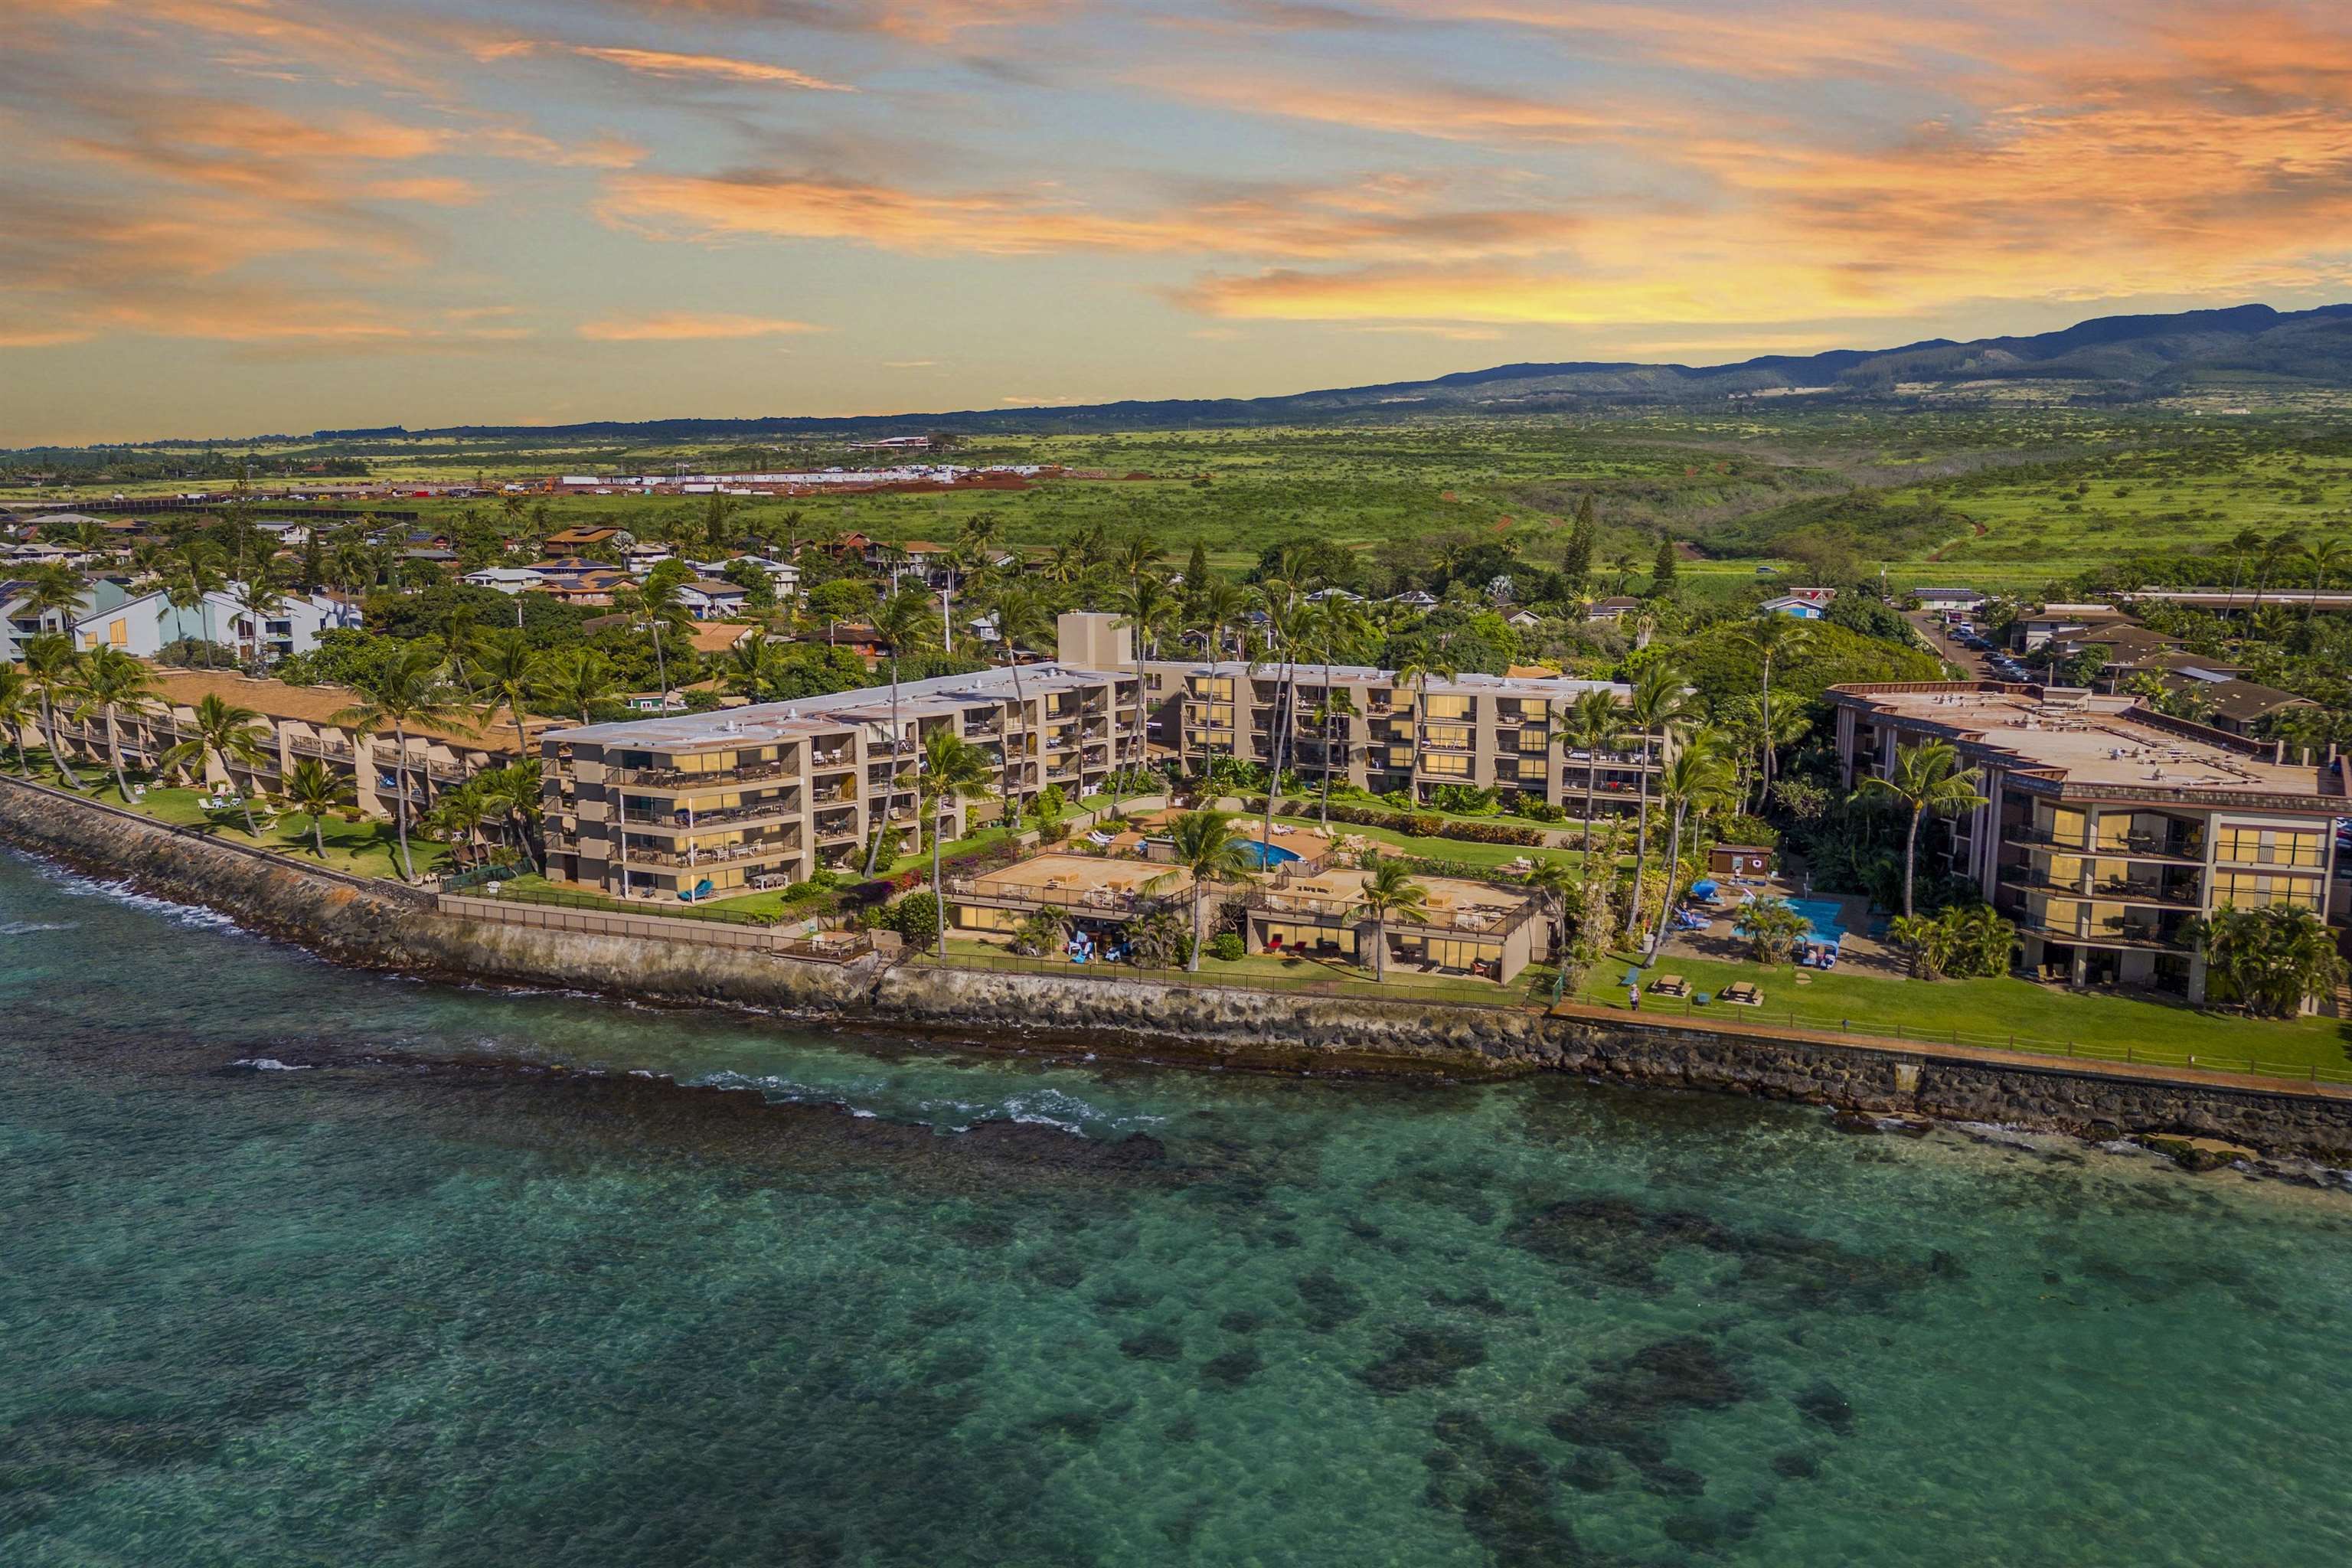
[7,0,2352,444]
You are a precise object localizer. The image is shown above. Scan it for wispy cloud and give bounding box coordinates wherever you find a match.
[579,312,829,341]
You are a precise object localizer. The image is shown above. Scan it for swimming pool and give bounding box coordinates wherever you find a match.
[1786,896,1848,946]
[1240,840,1302,870]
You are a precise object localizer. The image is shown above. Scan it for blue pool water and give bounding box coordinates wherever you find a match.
[1786,896,1848,945]
[1242,840,1302,869]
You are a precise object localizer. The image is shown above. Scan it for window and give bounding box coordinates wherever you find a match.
[109,619,128,647]
[1422,724,1472,752]
[1423,694,1470,721]
[2215,825,2324,867]
[1420,753,1472,779]
[1518,729,1550,753]
[2212,871,2321,910]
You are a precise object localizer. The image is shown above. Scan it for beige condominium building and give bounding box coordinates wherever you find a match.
[31,668,531,818]
[1831,681,2347,1001]
[542,616,1141,900]
[1142,661,1638,811]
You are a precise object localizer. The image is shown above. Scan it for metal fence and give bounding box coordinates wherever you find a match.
[481,881,795,929]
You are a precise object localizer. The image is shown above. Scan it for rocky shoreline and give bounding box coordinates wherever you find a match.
[7,775,2352,1162]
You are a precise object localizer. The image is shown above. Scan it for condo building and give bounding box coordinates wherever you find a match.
[33,669,531,818]
[1142,661,1639,809]
[542,616,1142,900]
[1830,681,2347,1001]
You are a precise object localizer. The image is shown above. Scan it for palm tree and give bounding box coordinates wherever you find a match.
[986,581,1054,812]
[2187,903,2348,1019]
[21,634,86,787]
[622,567,693,709]
[862,587,941,874]
[1189,577,1250,662]
[1110,573,1176,818]
[334,642,474,883]
[1144,809,1259,970]
[1856,739,1988,918]
[1619,663,1689,935]
[1250,591,1315,848]
[1305,595,1374,823]
[425,783,495,870]
[71,647,160,802]
[916,726,993,959]
[0,667,37,779]
[1740,609,1809,799]
[1352,852,1431,981]
[534,646,620,726]
[480,760,547,872]
[282,756,351,859]
[717,629,785,705]
[1519,858,1579,968]
[234,574,288,667]
[169,540,227,665]
[155,692,272,835]
[1644,729,1736,963]
[1560,685,1624,829]
[2301,536,2344,622]
[471,627,546,760]
[16,563,87,646]
[1390,648,1459,808]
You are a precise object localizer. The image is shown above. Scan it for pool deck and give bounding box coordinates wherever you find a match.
[1660,876,1904,978]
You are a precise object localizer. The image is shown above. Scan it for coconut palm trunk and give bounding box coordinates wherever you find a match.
[863,652,904,877]
[103,705,130,801]
[39,692,80,787]
[390,722,416,881]
[1645,798,1690,965]
[1622,726,1655,936]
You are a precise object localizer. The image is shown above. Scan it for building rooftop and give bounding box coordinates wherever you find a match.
[1155,658,1624,701]
[549,661,1126,748]
[1831,683,2340,803]
[149,668,541,753]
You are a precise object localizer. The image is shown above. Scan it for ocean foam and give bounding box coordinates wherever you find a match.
[229,1058,310,1072]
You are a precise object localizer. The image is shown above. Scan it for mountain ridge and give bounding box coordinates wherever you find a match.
[308,302,2352,443]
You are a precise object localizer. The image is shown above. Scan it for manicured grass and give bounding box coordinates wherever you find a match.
[1579,950,2350,1077]
[16,758,447,882]
[1269,813,1589,873]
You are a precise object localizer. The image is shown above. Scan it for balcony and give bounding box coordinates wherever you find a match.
[2017,919,2196,952]
[289,737,355,762]
[622,797,800,832]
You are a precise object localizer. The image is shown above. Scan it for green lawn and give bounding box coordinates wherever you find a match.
[1579,950,2350,1079]
[16,758,446,882]
[1267,813,1590,873]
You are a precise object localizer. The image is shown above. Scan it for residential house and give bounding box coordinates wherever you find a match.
[675,578,750,619]
[70,582,357,664]
[544,525,635,553]
[1760,594,1830,619]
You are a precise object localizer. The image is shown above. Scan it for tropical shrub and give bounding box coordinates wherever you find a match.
[884,891,941,949]
[2186,903,2347,1018]
[1888,904,2016,979]
[1208,932,1246,962]
[1733,896,1811,963]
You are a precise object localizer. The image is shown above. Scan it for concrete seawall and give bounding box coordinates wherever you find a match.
[6,776,2351,1161]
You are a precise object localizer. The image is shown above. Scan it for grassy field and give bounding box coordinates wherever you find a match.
[19,758,449,881]
[15,405,2350,613]
[1576,950,2350,1077]
[1268,813,1592,872]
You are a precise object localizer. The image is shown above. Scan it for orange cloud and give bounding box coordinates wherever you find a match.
[1141,72,1643,145]
[598,168,1594,260]
[579,312,829,341]
[483,41,855,92]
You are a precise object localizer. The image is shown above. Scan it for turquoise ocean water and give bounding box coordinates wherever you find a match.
[3,847,2349,1566]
